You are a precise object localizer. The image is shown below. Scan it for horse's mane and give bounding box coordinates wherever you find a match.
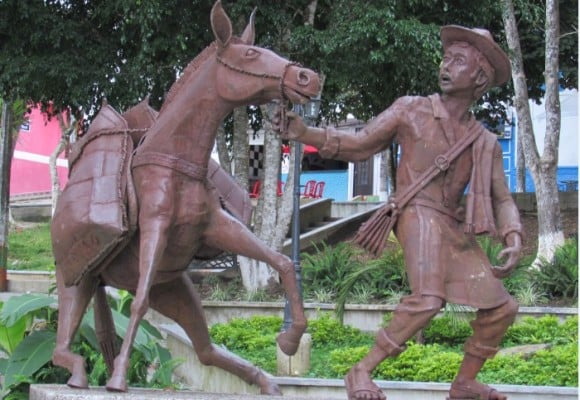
[159,37,246,114]
[159,41,218,114]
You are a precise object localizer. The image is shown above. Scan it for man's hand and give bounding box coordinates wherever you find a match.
[492,232,522,279]
[272,109,307,141]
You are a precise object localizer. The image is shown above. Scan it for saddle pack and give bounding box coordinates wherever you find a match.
[52,99,252,286]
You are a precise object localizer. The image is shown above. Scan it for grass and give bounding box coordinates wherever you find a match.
[8,222,54,271]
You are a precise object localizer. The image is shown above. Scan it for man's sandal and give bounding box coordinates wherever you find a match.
[447,379,507,400]
[344,368,386,400]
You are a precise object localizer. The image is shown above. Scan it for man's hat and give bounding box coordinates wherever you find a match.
[440,25,511,87]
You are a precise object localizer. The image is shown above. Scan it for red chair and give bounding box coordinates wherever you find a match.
[301,180,317,197]
[249,180,261,199]
[311,181,325,198]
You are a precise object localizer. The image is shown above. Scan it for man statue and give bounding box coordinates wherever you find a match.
[274,25,522,400]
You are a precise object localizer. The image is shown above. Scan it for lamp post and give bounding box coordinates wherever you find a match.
[282,95,321,331]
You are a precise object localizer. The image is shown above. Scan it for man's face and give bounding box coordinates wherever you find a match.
[438,43,481,96]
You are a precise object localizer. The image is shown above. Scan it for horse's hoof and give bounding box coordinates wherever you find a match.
[261,383,283,396]
[276,331,300,356]
[66,374,88,389]
[255,372,283,395]
[106,375,128,392]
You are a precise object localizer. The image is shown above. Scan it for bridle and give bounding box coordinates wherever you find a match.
[215,54,300,103]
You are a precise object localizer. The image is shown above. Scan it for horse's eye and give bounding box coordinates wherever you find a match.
[245,48,260,58]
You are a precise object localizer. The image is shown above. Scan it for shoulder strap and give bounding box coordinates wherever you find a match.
[394,119,484,208]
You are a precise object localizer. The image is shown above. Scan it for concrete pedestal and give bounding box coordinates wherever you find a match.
[276,333,311,376]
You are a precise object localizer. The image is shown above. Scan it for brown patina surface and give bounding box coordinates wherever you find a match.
[51,0,320,394]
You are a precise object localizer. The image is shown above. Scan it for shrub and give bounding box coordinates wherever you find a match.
[530,239,578,301]
[333,244,409,321]
[301,242,364,302]
[328,346,369,376]
[375,343,462,382]
[502,315,578,347]
[207,314,577,386]
[422,314,472,347]
[308,314,373,349]
[209,315,281,352]
[481,343,578,387]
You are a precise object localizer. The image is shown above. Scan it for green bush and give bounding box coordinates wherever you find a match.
[327,346,368,376]
[208,314,577,387]
[329,342,463,382]
[502,315,578,347]
[376,343,463,382]
[301,242,364,302]
[308,314,373,349]
[481,343,578,387]
[530,239,578,301]
[302,241,410,321]
[209,315,281,352]
[422,314,472,347]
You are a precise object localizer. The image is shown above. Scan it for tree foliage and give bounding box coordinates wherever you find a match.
[1,0,575,126]
[0,0,215,117]
[287,0,576,123]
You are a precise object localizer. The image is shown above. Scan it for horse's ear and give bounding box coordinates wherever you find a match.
[211,0,232,48]
[240,7,256,45]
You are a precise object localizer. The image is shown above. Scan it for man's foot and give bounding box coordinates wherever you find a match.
[344,365,386,400]
[448,378,507,400]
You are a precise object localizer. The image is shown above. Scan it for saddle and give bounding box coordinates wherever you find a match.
[52,99,252,287]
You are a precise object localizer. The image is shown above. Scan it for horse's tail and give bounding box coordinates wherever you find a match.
[94,285,119,374]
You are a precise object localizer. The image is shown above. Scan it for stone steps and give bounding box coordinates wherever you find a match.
[29,385,317,400]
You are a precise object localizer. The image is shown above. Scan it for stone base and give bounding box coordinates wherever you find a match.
[30,382,578,400]
[29,385,318,400]
[277,333,312,376]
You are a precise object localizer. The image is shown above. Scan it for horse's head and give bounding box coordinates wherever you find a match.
[211,0,320,106]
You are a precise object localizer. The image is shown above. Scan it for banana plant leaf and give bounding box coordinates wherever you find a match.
[0,308,29,355]
[3,330,56,389]
[0,294,55,326]
[81,308,159,362]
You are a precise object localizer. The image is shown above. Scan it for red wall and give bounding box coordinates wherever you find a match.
[10,106,68,196]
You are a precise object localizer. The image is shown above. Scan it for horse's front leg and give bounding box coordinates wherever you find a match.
[204,209,306,355]
[106,217,171,392]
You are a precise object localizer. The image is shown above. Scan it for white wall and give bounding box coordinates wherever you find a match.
[529,88,578,167]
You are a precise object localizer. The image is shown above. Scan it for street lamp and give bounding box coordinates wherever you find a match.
[282,94,321,331]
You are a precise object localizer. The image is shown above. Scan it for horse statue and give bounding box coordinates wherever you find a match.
[50,0,321,394]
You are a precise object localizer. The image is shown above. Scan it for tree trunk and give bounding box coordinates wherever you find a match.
[378,149,389,200]
[232,107,249,190]
[215,122,231,175]
[516,126,526,192]
[0,102,13,291]
[238,105,296,291]
[238,0,320,291]
[501,0,564,265]
[49,113,74,215]
[536,0,564,262]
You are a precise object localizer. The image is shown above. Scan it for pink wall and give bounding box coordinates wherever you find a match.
[10,106,69,196]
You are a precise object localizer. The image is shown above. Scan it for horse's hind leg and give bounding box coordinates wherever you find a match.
[149,275,282,395]
[204,210,306,356]
[52,268,99,388]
